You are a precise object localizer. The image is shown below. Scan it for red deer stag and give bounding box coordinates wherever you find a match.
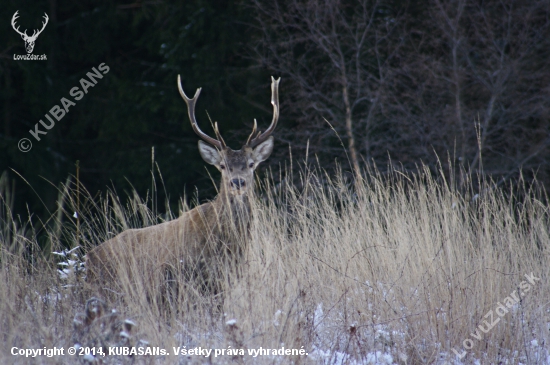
[86,76,280,294]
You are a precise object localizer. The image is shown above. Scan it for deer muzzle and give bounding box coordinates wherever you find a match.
[230,178,246,190]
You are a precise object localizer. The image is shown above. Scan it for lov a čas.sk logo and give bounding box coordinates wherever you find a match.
[12,10,48,60]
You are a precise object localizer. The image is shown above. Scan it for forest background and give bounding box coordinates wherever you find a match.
[1,0,549,229]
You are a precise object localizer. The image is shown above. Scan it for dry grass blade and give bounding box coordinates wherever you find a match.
[0,164,549,364]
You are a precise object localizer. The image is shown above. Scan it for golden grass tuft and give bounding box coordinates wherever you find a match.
[0,165,549,364]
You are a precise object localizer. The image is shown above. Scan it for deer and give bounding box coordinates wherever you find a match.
[11,11,49,54]
[86,76,280,295]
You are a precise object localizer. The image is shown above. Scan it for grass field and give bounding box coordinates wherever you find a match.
[1,165,549,364]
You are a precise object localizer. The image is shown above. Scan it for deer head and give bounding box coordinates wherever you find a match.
[177,76,280,197]
[11,11,49,54]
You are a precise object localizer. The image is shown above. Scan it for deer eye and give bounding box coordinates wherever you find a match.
[249,162,254,168]
[220,164,225,170]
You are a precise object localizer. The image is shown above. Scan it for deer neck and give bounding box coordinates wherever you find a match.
[215,188,251,209]
[209,188,252,248]
[211,185,252,225]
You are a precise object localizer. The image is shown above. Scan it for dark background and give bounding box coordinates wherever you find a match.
[1,0,549,235]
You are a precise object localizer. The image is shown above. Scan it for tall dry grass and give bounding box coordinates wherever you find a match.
[0,165,549,364]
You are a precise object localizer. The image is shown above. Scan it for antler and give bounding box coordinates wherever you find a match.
[11,11,48,40]
[177,75,226,149]
[247,76,280,147]
[31,13,49,39]
[11,11,26,37]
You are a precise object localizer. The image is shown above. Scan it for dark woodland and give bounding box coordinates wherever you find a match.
[1,0,549,240]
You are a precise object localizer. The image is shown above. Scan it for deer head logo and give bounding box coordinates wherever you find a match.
[11,11,49,54]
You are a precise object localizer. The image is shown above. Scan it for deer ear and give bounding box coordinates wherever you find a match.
[198,140,221,166]
[253,136,274,163]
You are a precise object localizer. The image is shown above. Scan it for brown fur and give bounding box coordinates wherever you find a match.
[86,193,250,290]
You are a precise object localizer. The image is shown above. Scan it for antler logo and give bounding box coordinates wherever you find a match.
[11,11,49,54]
